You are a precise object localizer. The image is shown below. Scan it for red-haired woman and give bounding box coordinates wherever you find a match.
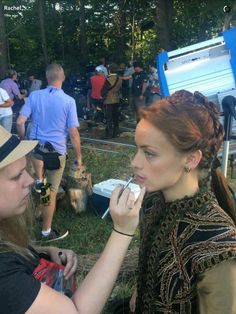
[130,90,236,313]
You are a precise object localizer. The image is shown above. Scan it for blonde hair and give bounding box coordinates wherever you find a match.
[0,195,34,258]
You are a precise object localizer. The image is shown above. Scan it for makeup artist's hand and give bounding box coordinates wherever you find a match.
[109,186,146,235]
[46,247,78,280]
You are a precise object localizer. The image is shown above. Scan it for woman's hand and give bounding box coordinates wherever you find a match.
[109,186,146,235]
[47,247,78,280]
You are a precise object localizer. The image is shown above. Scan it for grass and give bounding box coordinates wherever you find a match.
[79,145,136,184]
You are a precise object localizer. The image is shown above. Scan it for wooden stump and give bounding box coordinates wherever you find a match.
[66,164,93,213]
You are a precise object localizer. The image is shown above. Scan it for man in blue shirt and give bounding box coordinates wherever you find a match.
[17,63,82,242]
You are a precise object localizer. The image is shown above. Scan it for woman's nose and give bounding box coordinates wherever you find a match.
[131,151,141,169]
[24,171,34,187]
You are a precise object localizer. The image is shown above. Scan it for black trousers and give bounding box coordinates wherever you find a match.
[105,103,119,131]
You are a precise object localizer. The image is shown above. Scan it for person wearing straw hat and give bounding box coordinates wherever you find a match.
[0,125,145,314]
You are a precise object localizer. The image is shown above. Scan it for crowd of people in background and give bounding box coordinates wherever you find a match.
[0,58,162,139]
[85,58,161,137]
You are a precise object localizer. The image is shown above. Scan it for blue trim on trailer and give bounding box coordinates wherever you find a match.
[156,52,169,96]
[223,28,236,86]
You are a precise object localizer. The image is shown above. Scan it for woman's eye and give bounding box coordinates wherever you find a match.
[12,172,23,181]
[144,151,156,158]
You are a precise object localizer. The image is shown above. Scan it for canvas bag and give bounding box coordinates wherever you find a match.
[101,76,119,99]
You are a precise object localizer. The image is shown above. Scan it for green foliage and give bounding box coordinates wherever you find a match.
[171,0,233,48]
[1,0,236,75]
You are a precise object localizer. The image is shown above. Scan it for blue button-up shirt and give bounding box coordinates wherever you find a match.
[20,86,79,155]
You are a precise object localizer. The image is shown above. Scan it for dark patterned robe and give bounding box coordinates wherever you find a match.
[135,188,236,313]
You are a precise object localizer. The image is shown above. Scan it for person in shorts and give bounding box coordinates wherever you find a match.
[17,63,82,242]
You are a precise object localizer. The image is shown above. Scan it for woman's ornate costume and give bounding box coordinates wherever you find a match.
[136,187,236,313]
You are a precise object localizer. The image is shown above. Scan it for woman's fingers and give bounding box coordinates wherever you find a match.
[62,250,78,279]
[110,186,146,214]
[131,187,146,214]
[109,186,123,209]
[64,254,78,279]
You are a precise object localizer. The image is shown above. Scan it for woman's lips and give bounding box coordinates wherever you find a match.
[135,175,146,184]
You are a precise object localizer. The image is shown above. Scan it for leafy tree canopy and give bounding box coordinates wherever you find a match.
[0,0,235,78]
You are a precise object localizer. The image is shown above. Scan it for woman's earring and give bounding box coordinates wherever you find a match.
[184,166,191,173]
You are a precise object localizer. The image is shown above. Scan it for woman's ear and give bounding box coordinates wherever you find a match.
[185,150,202,170]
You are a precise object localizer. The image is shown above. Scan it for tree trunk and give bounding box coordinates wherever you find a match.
[116,0,126,61]
[36,0,48,65]
[155,0,174,51]
[77,0,87,68]
[130,0,136,61]
[0,1,8,79]
[197,16,208,42]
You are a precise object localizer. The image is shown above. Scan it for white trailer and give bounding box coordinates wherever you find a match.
[157,27,236,176]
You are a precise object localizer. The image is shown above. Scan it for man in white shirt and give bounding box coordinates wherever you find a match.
[97,57,108,77]
[26,72,42,95]
[0,88,14,131]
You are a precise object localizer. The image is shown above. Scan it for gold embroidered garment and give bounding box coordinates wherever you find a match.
[136,189,236,313]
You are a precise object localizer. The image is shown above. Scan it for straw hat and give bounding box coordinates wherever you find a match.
[0,126,38,169]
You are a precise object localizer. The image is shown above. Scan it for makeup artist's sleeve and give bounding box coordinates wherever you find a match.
[197,259,236,314]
